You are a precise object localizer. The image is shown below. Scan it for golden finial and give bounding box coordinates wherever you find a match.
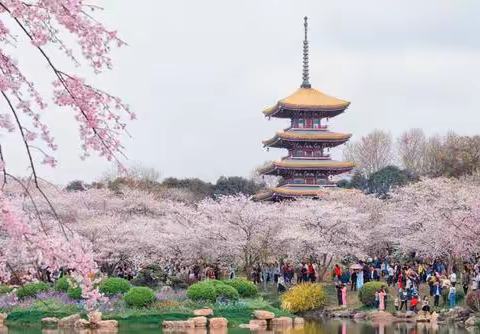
[301,16,311,89]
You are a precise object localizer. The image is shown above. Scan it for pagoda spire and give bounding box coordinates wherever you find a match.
[301,16,311,89]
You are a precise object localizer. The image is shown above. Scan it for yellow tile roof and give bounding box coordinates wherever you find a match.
[265,131,351,143]
[263,88,350,116]
[255,187,329,200]
[258,160,355,175]
[273,160,355,168]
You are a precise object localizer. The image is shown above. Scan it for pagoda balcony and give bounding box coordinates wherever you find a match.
[282,155,332,160]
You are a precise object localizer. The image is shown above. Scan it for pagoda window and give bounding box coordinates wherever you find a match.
[293,178,305,184]
[294,150,304,157]
[306,177,314,184]
[313,119,320,128]
[306,119,313,128]
[305,151,312,157]
[316,178,327,185]
[297,119,305,128]
[313,151,323,157]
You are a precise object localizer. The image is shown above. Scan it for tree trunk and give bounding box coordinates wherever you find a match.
[318,255,333,281]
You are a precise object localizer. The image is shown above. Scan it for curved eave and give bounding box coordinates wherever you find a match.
[263,104,349,118]
[263,133,352,147]
[262,87,351,118]
[259,161,356,175]
[254,187,329,201]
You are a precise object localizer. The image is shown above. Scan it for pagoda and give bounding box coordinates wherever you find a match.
[256,17,355,201]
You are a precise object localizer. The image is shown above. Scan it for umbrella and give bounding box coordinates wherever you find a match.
[350,264,363,270]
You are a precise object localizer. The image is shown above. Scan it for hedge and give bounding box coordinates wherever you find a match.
[358,281,388,307]
[187,281,217,302]
[16,282,49,299]
[67,286,82,300]
[124,287,155,307]
[99,277,132,296]
[54,276,71,292]
[222,279,257,297]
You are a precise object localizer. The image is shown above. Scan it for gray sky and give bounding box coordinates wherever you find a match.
[4,0,480,184]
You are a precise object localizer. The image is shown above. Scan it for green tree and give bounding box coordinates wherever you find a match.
[367,165,417,198]
[162,177,214,201]
[213,176,261,197]
[65,180,86,192]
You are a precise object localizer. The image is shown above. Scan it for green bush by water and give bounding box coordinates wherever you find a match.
[187,281,217,302]
[54,276,71,292]
[131,264,167,289]
[187,280,240,302]
[16,282,49,299]
[222,279,257,297]
[67,286,83,300]
[215,284,239,301]
[0,285,13,294]
[125,287,155,307]
[358,281,388,307]
[99,277,132,296]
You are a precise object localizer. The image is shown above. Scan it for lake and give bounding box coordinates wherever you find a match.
[0,320,477,334]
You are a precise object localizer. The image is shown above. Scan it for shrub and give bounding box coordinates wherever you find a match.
[222,279,257,297]
[54,276,71,292]
[281,283,326,312]
[17,282,50,299]
[216,284,239,301]
[124,287,155,307]
[358,282,388,307]
[131,264,167,289]
[187,281,217,302]
[168,276,189,290]
[0,285,13,294]
[465,290,480,311]
[99,277,131,296]
[67,286,82,300]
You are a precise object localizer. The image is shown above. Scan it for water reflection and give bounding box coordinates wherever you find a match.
[0,321,476,334]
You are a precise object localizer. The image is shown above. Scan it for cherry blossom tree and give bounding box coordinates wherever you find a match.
[164,195,291,276]
[382,177,480,270]
[0,1,132,304]
[283,196,369,280]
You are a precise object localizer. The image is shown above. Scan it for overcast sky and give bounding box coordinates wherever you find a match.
[4,0,480,184]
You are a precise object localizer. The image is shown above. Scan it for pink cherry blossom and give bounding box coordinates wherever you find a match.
[0,1,132,305]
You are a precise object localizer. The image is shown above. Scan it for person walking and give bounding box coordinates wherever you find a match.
[463,267,471,295]
[351,270,358,291]
[449,285,456,309]
[342,283,347,307]
[399,289,408,311]
[357,268,364,289]
[336,281,343,306]
[308,263,316,283]
[379,288,386,311]
[433,281,441,307]
[387,266,394,286]
[450,270,457,287]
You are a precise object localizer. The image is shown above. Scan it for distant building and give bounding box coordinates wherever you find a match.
[256,17,355,201]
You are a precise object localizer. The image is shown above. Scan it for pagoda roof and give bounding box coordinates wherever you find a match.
[263,88,350,118]
[255,186,329,201]
[263,130,352,148]
[259,159,355,175]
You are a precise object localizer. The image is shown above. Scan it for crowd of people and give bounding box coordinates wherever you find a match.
[248,257,480,312]
[336,257,480,311]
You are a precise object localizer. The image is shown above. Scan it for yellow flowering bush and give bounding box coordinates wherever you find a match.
[281,283,326,313]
